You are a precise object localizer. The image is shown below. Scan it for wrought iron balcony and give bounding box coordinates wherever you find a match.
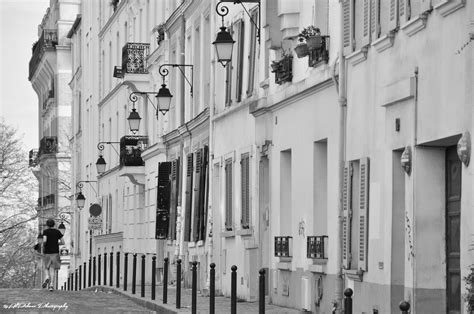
[274,236,293,258]
[307,235,328,259]
[271,54,293,85]
[28,149,39,167]
[120,135,148,167]
[38,136,58,158]
[29,29,58,80]
[122,42,150,74]
[38,194,55,208]
[308,36,329,68]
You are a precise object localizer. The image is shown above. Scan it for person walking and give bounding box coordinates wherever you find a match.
[41,219,64,291]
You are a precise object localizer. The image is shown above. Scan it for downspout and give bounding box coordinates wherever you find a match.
[411,66,419,312]
[334,0,347,312]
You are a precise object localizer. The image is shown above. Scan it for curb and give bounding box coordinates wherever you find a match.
[84,286,181,313]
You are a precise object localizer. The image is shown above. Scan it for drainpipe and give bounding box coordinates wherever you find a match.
[334,0,347,312]
[411,66,419,312]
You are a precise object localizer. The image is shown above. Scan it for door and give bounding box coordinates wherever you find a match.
[446,146,461,313]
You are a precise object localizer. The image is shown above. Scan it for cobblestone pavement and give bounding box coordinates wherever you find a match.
[0,288,153,313]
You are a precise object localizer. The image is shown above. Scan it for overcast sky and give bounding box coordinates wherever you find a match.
[0,0,50,150]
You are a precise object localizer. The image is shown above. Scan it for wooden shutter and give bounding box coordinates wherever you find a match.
[192,149,203,241]
[247,9,258,97]
[399,0,406,23]
[199,146,209,241]
[225,25,233,106]
[184,153,193,241]
[359,157,370,272]
[225,159,233,230]
[342,162,352,269]
[370,0,380,41]
[241,153,250,229]
[362,0,370,45]
[388,0,398,31]
[235,20,245,103]
[169,158,180,240]
[156,161,171,239]
[342,0,352,55]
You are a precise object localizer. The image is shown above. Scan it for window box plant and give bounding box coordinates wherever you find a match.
[294,37,309,58]
[300,26,322,50]
[271,49,293,85]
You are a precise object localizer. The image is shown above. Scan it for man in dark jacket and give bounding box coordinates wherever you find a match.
[42,219,64,291]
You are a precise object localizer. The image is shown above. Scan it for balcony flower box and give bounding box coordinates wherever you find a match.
[271,52,293,85]
[294,38,309,58]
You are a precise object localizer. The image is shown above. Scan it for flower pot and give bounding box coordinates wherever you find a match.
[294,42,309,58]
[270,61,280,73]
[307,35,322,50]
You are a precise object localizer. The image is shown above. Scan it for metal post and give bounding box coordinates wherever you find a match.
[151,256,156,300]
[83,262,86,289]
[93,256,96,286]
[132,253,137,294]
[88,258,92,287]
[163,257,169,304]
[98,255,101,285]
[67,274,70,291]
[110,252,113,287]
[259,268,265,314]
[399,301,410,314]
[116,252,120,288]
[74,269,78,291]
[344,288,353,314]
[103,253,107,286]
[176,259,181,309]
[124,253,128,291]
[141,255,145,298]
[78,265,82,290]
[231,265,237,314]
[210,263,215,314]
[192,261,197,314]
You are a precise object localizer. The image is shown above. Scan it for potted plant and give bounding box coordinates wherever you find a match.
[270,60,281,73]
[294,37,309,58]
[272,48,293,85]
[299,26,322,50]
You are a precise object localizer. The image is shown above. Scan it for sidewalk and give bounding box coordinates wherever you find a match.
[84,284,300,313]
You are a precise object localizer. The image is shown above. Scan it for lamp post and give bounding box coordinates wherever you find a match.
[95,142,120,175]
[75,181,98,209]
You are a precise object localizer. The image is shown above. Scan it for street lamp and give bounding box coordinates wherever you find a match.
[127,107,141,134]
[75,181,97,209]
[95,142,119,175]
[58,222,66,235]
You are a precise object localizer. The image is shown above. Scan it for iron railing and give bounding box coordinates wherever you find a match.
[38,136,58,157]
[307,235,328,259]
[271,55,293,85]
[38,194,55,208]
[119,136,148,167]
[29,29,58,80]
[121,43,150,74]
[274,236,292,257]
[29,149,39,167]
[308,36,330,67]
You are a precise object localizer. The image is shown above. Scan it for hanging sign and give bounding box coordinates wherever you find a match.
[89,203,102,217]
[88,216,103,230]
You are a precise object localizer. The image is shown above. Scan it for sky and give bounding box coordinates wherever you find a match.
[0,0,50,151]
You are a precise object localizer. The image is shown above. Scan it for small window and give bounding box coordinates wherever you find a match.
[225,158,233,230]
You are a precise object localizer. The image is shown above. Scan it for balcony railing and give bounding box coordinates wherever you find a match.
[29,29,58,80]
[271,55,293,85]
[38,136,58,158]
[308,36,330,68]
[122,42,150,74]
[307,235,328,259]
[274,236,292,258]
[119,135,148,167]
[38,194,55,208]
[29,149,39,167]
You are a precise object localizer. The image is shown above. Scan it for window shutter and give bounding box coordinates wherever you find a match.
[388,0,399,31]
[359,157,370,272]
[199,146,209,240]
[169,158,179,240]
[370,0,380,41]
[342,162,352,269]
[342,0,352,55]
[225,26,233,106]
[192,149,203,241]
[241,154,250,229]
[236,20,245,103]
[246,9,258,97]
[184,153,193,241]
[156,161,172,239]
[225,159,233,230]
[399,0,406,23]
[362,0,370,45]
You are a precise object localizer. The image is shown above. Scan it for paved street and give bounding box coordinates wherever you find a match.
[0,288,152,313]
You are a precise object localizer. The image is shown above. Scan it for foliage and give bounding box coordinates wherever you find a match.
[464,267,474,313]
[298,26,321,39]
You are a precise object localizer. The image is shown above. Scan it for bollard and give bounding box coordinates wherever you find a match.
[132,253,137,295]
[344,288,353,314]
[231,265,237,314]
[98,255,101,285]
[399,301,410,314]
[124,253,128,291]
[74,269,78,291]
[67,274,70,291]
[110,252,113,287]
[103,253,107,286]
[163,257,169,304]
[88,258,92,287]
[259,268,266,314]
[210,263,215,314]
[151,256,156,301]
[192,261,197,314]
[176,259,181,309]
[141,255,145,298]
[83,262,86,289]
[79,265,82,290]
[93,256,96,286]
[116,252,120,288]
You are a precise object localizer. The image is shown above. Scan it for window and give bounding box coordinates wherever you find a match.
[235,20,245,103]
[169,158,180,240]
[184,153,193,241]
[342,157,370,274]
[225,158,233,230]
[246,8,258,98]
[225,25,234,107]
[241,153,250,228]
[106,194,112,234]
[280,150,292,235]
[192,146,209,241]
